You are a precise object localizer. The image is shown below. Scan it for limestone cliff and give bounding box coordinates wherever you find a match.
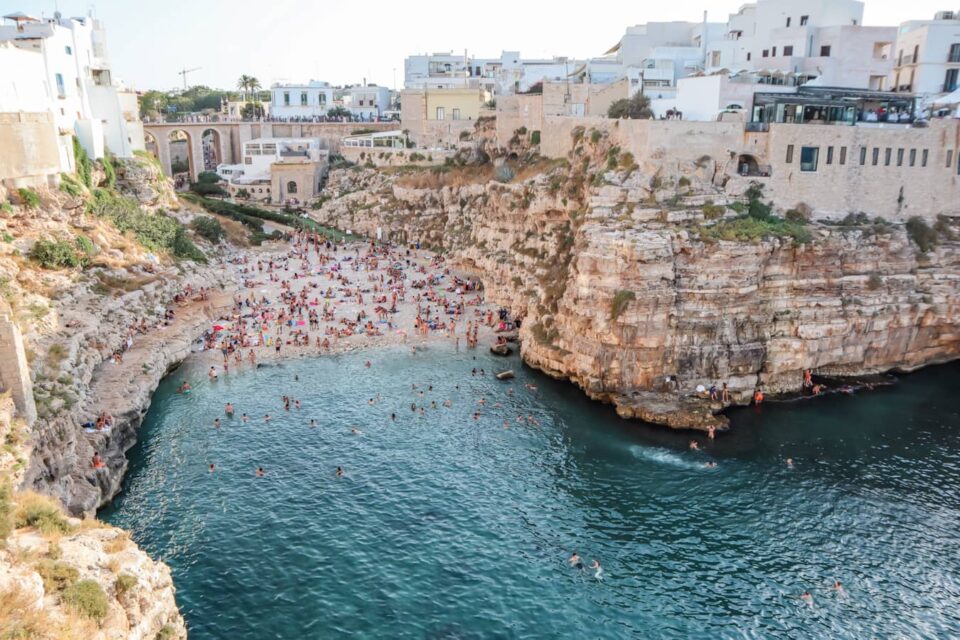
[313,143,960,430]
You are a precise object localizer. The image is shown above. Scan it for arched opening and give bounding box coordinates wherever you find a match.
[201,128,222,172]
[168,129,193,190]
[144,131,159,162]
[286,181,298,194]
[737,154,766,177]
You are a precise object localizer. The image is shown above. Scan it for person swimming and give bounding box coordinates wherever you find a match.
[255,467,266,477]
[264,414,271,423]
[213,418,221,429]
[801,591,814,607]
[351,427,362,435]
[704,461,717,468]
[225,403,234,415]
[209,463,216,473]
[242,413,249,423]
[589,559,603,580]
[310,419,317,428]
[689,440,699,451]
[208,366,218,380]
[178,381,191,393]
[568,552,583,570]
[786,457,794,468]
[335,466,344,477]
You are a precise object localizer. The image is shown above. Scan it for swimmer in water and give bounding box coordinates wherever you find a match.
[242,413,249,423]
[178,381,191,393]
[225,403,234,415]
[351,427,362,435]
[255,467,266,477]
[390,412,396,421]
[208,366,218,380]
[589,559,603,580]
[209,463,215,473]
[335,466,344,477]
[213,418,221,429]
[786,457,794,468]
[689,440,699,451]
[264,414,271,423]
[704,461,717,468]
[309,419,317,428]
[707,425,716,440]
[800,591,814,607]
[568,552,583,569]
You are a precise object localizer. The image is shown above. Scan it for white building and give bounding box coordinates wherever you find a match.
[891,11,960,97]
[343,85,391,120]
[270,81,335,119]
[216,137,329,204]
[708,0,895,90]
[0,11,144,165]
[405,51,586,97]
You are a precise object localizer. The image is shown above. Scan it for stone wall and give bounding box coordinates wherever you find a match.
[0,112,62,192]
[0,309,37,425]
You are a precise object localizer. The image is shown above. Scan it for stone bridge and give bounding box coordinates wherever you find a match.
[142,121,396,181]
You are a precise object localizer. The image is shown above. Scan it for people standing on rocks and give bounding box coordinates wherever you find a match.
[91,452,106,469]
[753,388,764,405]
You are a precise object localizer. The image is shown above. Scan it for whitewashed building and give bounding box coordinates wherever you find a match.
[216,137,329,205]
[343,85,391,120]
[270,81,335,119]
[0,11,144,166]
[892,11,960,97]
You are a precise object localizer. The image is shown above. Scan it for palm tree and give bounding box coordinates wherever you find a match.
[247,77,261,102]
[236,74,254,101]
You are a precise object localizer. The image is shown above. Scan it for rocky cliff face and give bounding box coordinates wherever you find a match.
[313,146,960,430]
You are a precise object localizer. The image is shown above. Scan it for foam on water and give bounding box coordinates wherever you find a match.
[628,444,706,470]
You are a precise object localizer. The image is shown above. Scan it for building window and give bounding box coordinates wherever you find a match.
[914,44,920,62]
[301,92,308,106]
[786,144,794,163]
[909,149,917,166]
[452,108,461,120]
[55,73,65,98]
[800,15,809,26]
[896,148,904,166]
[872,148,880,165]
[762,49,769,58]
[947,150,954,168]
[950,43,960,63]
[859,147,867,165]
[826,146,834,165]
[946,69,959,92]
[820,46,831,57]
[922,149,929,167]
[884,148,892,166]
[436,106,445,120]
[800,147,819,172]
[287,181,297,194]
[244,157,252,165]
[284,92,290,106]
[64,45,72,55]
[772,47,777,57]
[747,52,752,61]
[840,146,847,165]
[786,17,791,27]
[784,46,794,56]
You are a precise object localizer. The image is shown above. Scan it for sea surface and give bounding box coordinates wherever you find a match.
[102,346,960,639]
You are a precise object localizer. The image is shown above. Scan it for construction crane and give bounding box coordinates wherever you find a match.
[178,66,202,90]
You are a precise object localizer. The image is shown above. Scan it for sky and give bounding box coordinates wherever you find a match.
[6,0,952,92]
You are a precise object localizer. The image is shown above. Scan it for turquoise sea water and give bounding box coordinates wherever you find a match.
[102,346,960,639]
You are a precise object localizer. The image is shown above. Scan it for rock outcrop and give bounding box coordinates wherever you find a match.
[312,152,960,430]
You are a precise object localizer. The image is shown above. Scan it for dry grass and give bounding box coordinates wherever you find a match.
[514,158,568,182]
[0,584,99,640]
[395,165,495,190]
[12,491,74,536]
[105,530,130,554]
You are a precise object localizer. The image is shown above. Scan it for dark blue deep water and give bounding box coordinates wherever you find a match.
[102,347,960,639]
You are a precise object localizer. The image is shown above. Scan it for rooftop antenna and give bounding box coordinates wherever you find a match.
[178,66,202,90]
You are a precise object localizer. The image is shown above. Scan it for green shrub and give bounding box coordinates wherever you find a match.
[494,164,515,183]
[182,194,345,240]
[114,573,137,597]
[0,481,12,543]
[17,188,40,209]
[59,174,85,197]
[156,624,177,640]
[171,227,207,263]
[701,201,726,220]
[906,216,937,253]
[101,155,116,190]
[75,235,96,260]
[530,130,541,145]
[30,238,82,269]
[196,171,222,184]
[189,181,229,197]
[190,216,225,243]
[62,579,109,622]
[678,176,691,188]
[784,203,812,224]
[619,152,636,171]
[459,130,471,141]
[35,559,79,592]
[610,289,636,321]
[699,215,812,245]
[1,232,13,243]
[590,129,602,145]
[73,137,92,188]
